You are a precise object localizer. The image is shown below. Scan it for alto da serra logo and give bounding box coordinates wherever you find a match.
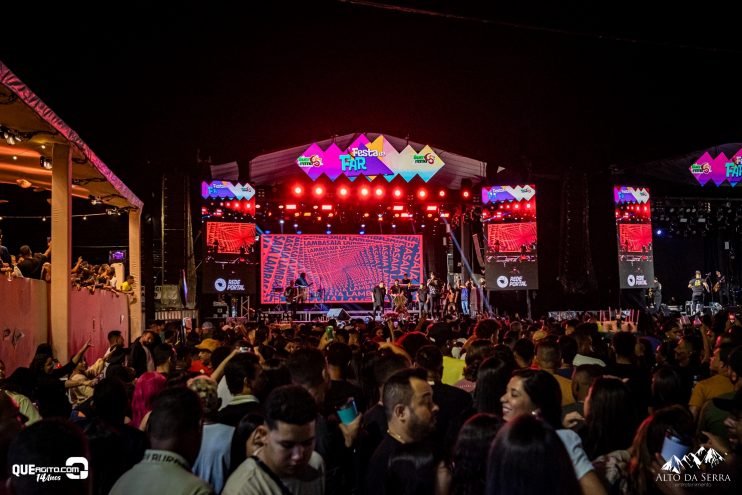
[661,446,725,474]
[658,447,730,484]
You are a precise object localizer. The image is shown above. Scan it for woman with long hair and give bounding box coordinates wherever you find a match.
[130,371,166,430]
[486,414,580,495]
[500,369,607,495]
[473,357,515,415]
[580,377,641,460]
[451,413,504,495]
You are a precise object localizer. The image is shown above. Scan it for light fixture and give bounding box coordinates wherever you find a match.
[40,156,52,170]
[16,179,32,189]
[90,196,102,205]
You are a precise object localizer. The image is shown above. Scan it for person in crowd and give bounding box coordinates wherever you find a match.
[449,413,504,495]
[229,413,266,475]
[572,326,607,367]
[650,365,690,412]
[473,356,517,416]
[325,341,365,413]
[79,377,147,495]
[130,330,159,377]
[607,332,651,414]
[372,281,387,320]
[29,339,92,418]
[556,334,578,379]
[65,354,105,407]
[366,368,439,495]
[698,345,742,451]
[535,339,575,406]
[512,338,535,369]
[486,414,580,495]
[218,352,264,427]
[222,385,324,495]
[384,441,440,495]
[562,364,602,425]
[6,418,90,495]
[130,370,167,430]
[500,369,607,495]
[414,345,472,457]
[455,339,495,393]
[689,341,736,419]
[190,338,220,375]
[17,242,51,279]
[105,330,125,355]
[153,343,176,377]
[189,376,234,494]
[111,387,213,495]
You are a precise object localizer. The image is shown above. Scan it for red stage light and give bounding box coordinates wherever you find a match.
[462,190,471,199]
[360,187,370,197]
[293,186,303,195]
[339,187,349,197]
[314,186,324,196]
[374,187,384,197]
[526,204,531,209]
[418,189,427,199]
[514,204,520,209]
[393,205,404,211]
[393,188,403,198]
[439,190,446,198]
[426,205,438,211]
[321,205,332,211]
[285,204,297,210]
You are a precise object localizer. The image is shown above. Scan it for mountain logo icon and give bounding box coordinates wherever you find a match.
[661,447,725,474]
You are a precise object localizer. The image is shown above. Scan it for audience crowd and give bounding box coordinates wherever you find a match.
[1,308,742,494]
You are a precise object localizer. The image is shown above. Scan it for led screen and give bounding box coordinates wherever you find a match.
[483,185,538,290]
[261,235,423,303]
[614,186,654,289]
[206,222,257,254]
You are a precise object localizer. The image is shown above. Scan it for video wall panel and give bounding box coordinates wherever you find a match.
[614,186,654,289]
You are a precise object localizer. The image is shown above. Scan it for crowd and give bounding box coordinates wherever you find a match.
[0,233,135,294]
[1,309,742,495]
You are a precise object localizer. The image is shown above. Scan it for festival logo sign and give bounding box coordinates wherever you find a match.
[656,446,731,488]
[689,149,742,187]
[201,181,256,200]
[295,134,445,182]
[481,185,536,204]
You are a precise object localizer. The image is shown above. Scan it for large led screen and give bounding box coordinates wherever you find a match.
[206,222,257,254]
[614,186,654,289]
[483,185,538,291]
[261,235,424,303]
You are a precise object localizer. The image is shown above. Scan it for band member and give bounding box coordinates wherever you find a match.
[372,281,386,319]
[688,270,708,314]
[389,280,403,297]
[427,273,442,319]
[652,276,662,311]
[493,239,501,254]
[417,283,429,314]
[713,270,727,305]
[401,273,412,303]
[295,272,310,303]
[284,281,298,320]
[389,280,407,313]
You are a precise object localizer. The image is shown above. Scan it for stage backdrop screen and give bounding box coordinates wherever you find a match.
[483,185,539,291]
[206,222,257,254]
[261,235,423,304]
[614,186,654,289]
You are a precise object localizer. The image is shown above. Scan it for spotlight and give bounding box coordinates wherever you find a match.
[279,219,285,224]
[393,188,403,198]
[462,190,471,199]
[374,187,384,197]
[339,187,349,197]
[359,230,365,235]
[392,224,397,228]
[314,186,324,196]
[417,189,427,199]
[326,230,331,234]
[360,187,370,197]
[293,185,304,195]
[293,223,298,228]
[89,195,102,205]
[439,189,446,198]
[82,215,87,221]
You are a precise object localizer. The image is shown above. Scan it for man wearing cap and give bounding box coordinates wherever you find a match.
[190,338,220,375]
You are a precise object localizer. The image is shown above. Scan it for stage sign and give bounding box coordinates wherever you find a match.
[614,186,654,289]
[201,181,256,200]
[483,185,538,291]
[689,149,742,187]
[205,222,257,254]
[261,235,423,303]
[203,262,255,295]
[296,134,445,183]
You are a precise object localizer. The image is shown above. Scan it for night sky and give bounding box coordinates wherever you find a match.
[2,1,741,311]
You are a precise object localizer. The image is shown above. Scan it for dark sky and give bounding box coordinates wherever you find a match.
[2,1,741,198]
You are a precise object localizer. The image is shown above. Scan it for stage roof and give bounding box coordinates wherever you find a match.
[249,132,489,189]
[0,61,142,211]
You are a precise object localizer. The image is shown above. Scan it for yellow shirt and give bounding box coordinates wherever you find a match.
[689,373,734,409]
[552,372,575,406]
[442,356,466,385]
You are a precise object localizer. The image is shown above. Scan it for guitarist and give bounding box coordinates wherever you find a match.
[294,272,311,303]
[712,270,726,305]
[688,270,708,314]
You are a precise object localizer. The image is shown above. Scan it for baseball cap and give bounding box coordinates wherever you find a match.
[187,375,220,415]
[195,338,220,353]
[201,321,214,330]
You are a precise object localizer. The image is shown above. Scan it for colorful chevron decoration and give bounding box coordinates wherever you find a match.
[690,149,742,187]
[296,134,445,182]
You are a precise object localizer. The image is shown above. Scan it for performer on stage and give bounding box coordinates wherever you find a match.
[372,281,386,319]
[417,283,429,314]
[713,270,727,305]
[295,272,310,304]
[284,281,298,320]
[401,272,412,305]
[427,273,442,319]
[688,270,708,314]
[389,280,407,313]
[651,276,662,312]
[460,280,470,316]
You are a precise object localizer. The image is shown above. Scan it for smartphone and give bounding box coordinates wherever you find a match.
[661,430,690,462]
[325,326,334,341]
[337,398,359,425]
[393,321,399,328]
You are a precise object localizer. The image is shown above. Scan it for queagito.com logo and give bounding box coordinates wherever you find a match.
[11,456,88,482]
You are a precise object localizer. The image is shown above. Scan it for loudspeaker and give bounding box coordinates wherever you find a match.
[327,308,350,320]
